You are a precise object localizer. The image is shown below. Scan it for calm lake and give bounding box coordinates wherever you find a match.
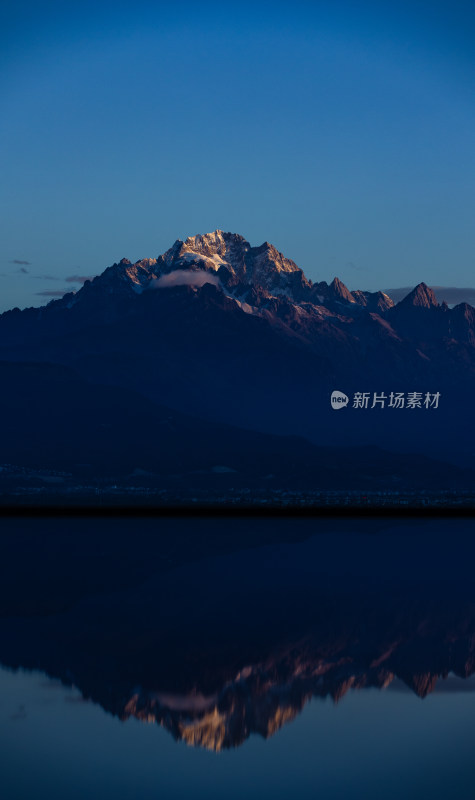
[1,515,475,799]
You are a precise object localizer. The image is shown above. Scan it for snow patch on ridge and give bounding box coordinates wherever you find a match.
[178,252,227,270]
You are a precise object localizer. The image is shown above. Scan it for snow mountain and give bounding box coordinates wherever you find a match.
[1,230,475,474]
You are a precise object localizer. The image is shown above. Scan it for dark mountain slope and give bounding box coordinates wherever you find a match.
[0,361,469,491]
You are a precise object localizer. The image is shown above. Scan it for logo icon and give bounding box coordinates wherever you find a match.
[331,390,349,410]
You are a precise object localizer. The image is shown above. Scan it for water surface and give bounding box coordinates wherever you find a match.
[1,516,475,798]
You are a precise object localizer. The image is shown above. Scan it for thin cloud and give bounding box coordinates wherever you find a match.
[10,702,27,720]
[385,287,418,303]
[431,286,475,306]
[34,274,60,281]
[10,709,27,721]
[9,259,31,265]
[18,267,29,274]
[65,274,95,284]
[35,290,71,298]
[151,269,220,289]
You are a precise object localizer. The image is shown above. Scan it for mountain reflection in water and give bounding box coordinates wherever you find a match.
[1,516,475,752]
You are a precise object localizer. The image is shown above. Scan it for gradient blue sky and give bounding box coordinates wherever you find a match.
[1,0,475,311]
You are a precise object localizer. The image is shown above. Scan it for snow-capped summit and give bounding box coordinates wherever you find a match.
[158,230,251,277]
[64,230,315,308]
[156,229,310,299]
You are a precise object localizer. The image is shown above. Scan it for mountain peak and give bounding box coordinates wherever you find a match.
[399,283,439,309]
[329,277,355,303]
[29,232,445,321]
[351,289,395,313]
[156,231,307,299]
[160,230,251,276]
[183,229,248,250]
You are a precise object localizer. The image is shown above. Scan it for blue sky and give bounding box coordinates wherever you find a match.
[1,1,475,311]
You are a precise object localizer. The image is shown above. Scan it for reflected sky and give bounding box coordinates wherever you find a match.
[1,516,475,797]
[2,665,475,800]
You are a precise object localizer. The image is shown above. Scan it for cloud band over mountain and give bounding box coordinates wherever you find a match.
[151,269,221,290]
